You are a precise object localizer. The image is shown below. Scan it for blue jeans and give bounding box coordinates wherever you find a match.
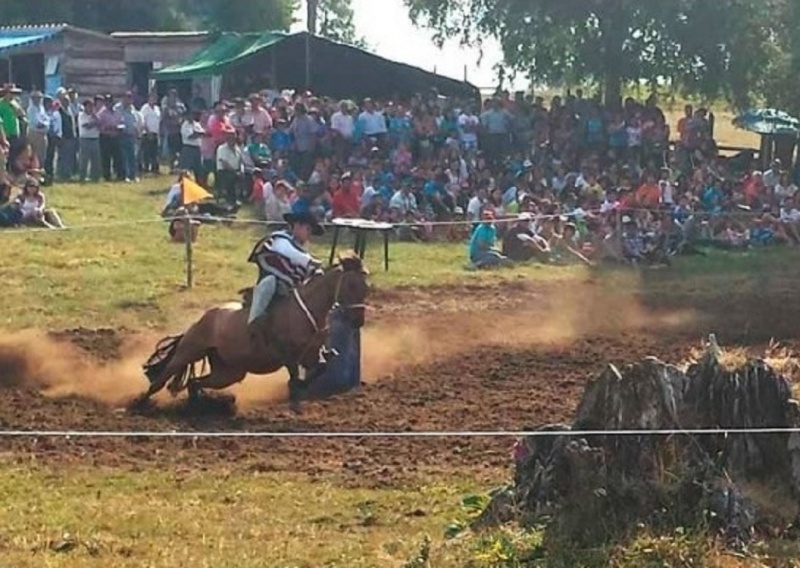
[473,250,508,269]
[119,135,137,180]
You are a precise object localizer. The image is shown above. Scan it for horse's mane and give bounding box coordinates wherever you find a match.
[330,253,367,275]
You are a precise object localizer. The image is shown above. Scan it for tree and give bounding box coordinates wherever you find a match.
[0,0,298,32]
[191,0,297,32]
[306,0,368,48]
[404,0,779,107]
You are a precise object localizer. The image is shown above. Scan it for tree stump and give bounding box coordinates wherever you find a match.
[479,342,800,549]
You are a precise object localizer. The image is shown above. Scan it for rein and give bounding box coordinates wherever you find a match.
[291,269,367,364]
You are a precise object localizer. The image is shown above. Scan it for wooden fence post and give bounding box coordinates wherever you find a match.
[184,213,194,289]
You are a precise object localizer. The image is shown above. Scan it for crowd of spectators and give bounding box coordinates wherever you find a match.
[1,79,799,256]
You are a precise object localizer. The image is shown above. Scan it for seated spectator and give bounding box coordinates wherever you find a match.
[0,182,22,228]
[502,213,538,262]
[468,210,511,269]
[265,179,293,222]
[17,178,64,229]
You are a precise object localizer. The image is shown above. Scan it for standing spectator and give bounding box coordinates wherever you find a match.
[289,103,317,181]
[480,98,510,166]
[330,100,355,162]
[358,98,388,148]
[78,99,101,182]
[0,85,23,150]
[161,88,186,170]
[243,93,273,138]
[116,92,143,182]
[56,88,78,181]
[98,94,122,182]
[215,125,243,203]
[26,90,50,167]
[43,95,61,183]
[140,92,161,174]
[179,110,205,185]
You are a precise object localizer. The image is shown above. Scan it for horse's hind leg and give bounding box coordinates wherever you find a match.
[187,359,246,403]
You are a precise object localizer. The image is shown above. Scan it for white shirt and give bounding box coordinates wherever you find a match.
[458,113,479,144]
[216,142,243,172]
[331,111,354,138]
[28,103,50,133]
[180,120,203,147]
[467,195,483,222]
[140,103,161,134]
[78,111,99,139]
[389,190,417,213]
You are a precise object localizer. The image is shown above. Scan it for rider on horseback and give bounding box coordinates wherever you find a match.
[247,211,325,326]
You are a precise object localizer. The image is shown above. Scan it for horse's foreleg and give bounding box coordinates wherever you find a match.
[287,363,303,414]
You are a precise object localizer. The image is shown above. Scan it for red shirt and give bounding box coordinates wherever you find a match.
[331,188,360,218]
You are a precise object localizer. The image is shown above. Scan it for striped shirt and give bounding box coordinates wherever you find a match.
[249,231,321,286]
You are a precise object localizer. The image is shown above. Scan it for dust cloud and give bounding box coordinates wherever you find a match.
[0,330,157,405]
[0,280,695,409]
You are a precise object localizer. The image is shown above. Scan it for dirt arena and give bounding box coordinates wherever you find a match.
[0,278,797,487]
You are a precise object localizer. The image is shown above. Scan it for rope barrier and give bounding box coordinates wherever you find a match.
[0,205,790,236]
[1,427,799,439]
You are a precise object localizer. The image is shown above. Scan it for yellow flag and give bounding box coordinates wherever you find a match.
[181,177,213,205]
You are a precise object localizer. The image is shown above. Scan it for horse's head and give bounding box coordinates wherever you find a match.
[331,254,370,328]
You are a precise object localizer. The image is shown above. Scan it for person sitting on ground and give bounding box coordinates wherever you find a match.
[502,212,539,262]
[468,209,512,269]
[0,181,22,228]
[16,177,64,229]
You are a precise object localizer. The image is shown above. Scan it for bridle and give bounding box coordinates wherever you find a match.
[293,268,367,334]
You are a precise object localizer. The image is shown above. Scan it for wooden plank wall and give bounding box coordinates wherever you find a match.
[61,29,127,96]
[121,37,208,66]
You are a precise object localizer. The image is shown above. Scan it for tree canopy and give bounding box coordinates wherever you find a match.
[404,0,785,108]
[0,0,297,32]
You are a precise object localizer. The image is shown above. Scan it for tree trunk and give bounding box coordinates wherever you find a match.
[604,71,623,108]
[307,0,319,35]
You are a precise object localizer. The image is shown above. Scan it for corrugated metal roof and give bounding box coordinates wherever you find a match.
[0,24,65,56]
[110,31,210,39]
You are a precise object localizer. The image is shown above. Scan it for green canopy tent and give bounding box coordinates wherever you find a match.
[152,31,479,102]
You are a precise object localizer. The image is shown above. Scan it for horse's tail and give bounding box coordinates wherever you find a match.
[143,335,207,396]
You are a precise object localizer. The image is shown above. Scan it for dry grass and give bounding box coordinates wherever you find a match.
[686,339,800,388]
[0,463,488,568]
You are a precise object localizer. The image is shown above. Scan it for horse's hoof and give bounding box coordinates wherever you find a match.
[289,400,303,415]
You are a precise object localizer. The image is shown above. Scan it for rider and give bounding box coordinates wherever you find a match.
[247,211,325,326]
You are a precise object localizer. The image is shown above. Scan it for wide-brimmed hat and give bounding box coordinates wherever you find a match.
[283,211,324,236]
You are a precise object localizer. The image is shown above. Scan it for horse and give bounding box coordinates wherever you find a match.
[136,255,370,412]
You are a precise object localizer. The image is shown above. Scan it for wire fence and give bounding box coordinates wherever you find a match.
[1,427,799,439]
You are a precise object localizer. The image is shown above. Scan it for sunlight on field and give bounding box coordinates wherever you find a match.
[0,464,481,568]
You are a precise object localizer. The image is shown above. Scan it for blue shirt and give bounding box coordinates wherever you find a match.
[270,130,291,152]
[469,223,497,262]
[291,196,312,216]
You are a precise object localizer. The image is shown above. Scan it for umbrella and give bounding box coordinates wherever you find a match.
[733,108,800,136]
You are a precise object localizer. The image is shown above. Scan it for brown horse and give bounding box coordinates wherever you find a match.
[137,255,369,411]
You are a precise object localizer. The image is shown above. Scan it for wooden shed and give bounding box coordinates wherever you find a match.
[111,31,210,98]
[0,24,127,96]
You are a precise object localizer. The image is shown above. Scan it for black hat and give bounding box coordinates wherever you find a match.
[283,212,324,236]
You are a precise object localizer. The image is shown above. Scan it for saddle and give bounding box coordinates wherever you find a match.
[239,287,254,311]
